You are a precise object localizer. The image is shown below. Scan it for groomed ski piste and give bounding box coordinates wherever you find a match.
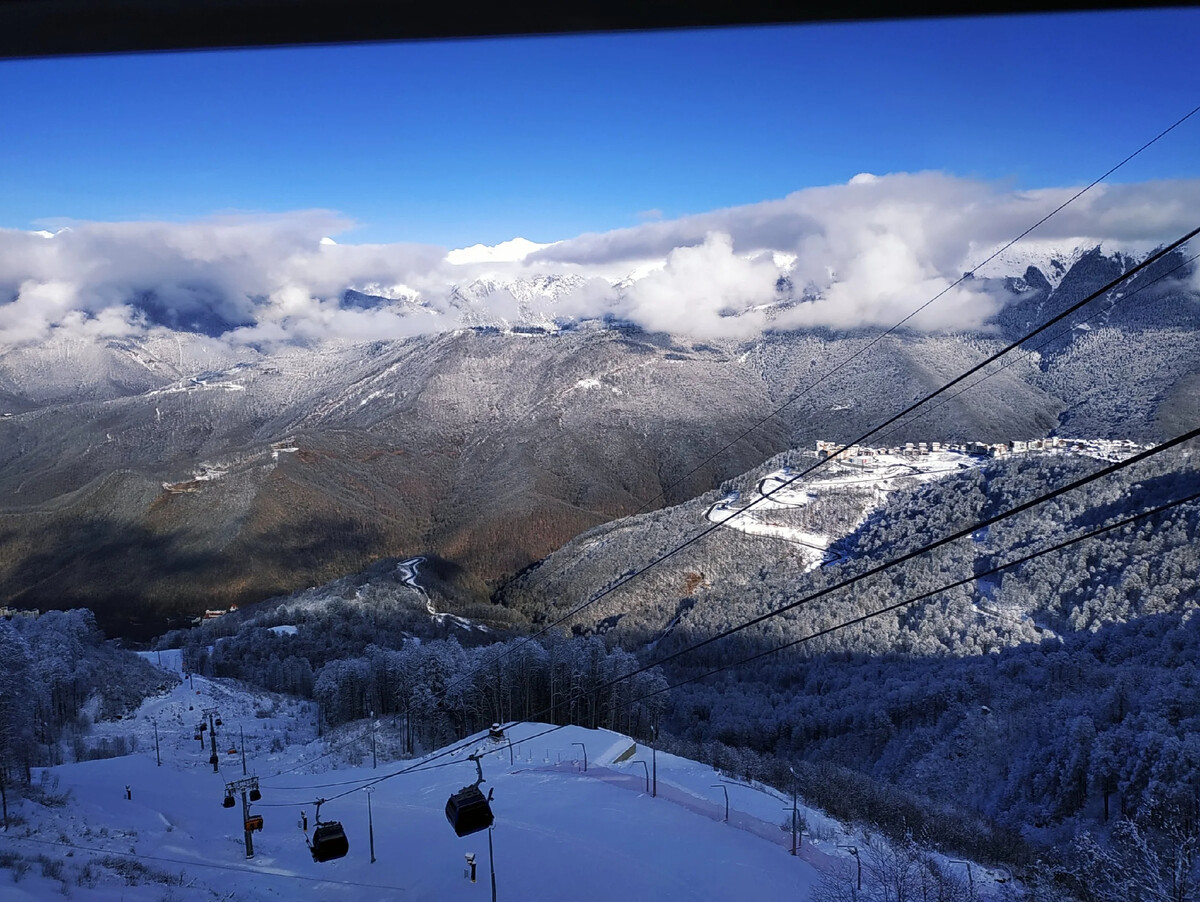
[0,652,1017,900]
[706,449,986,568]
[705,439,1152,569]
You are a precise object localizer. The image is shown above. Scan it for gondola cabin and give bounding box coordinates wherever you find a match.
[311,823,349,862]
[445,785,494,837]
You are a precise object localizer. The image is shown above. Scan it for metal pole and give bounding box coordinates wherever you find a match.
[240,726,247,776]
[791,770,798,855]
[241,789,254,859]
[370,711,377,770]
[572,742,587,772]
[153,719,161,767]
[711,784,728,822]
[209,713,219,773]
[366,786,376,864]
[488,825,497,902]
[650,718,658,798]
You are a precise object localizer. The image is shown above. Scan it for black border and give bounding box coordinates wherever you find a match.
[0,0,1186,60]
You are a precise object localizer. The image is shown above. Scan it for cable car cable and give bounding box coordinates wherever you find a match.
[622,101,1200,525]
[434,227,1199,700]
[576,423,1200,691]
[870,249,1200,447]
[0,834,407,892]
[629,488,1200,703]
[255,723,569,806]
[471,424,1200,735]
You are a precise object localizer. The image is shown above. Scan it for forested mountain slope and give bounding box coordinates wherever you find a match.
[0,245,1195,640]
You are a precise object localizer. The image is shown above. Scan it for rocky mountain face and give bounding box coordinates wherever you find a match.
[0,247,1195,640]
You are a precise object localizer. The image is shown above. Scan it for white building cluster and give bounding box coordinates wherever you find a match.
[815,436,1148,463]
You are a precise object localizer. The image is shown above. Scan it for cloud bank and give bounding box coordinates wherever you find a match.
[3,173,1198,347]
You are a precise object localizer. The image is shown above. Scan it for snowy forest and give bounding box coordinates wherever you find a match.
[1,442,1197,899]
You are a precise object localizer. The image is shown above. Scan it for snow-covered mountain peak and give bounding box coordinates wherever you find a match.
[445,236,556,265]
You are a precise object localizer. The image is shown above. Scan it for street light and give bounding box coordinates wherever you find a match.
[365,786,376,864]
[370,711,377,770]
[787,766,800,856]
[711,784,729,822]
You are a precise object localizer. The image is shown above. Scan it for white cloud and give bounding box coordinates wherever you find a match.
[1,173,1197,348]
[614,233,778,339]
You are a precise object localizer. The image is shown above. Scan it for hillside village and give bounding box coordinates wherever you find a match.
[815,436,1150,464]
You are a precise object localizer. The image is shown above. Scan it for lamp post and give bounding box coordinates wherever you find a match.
[650,719,657,798]
[365,786,376,864]
[788,766,800,855]
[152,718,161,767]
[711,784,729,822]
[572,742,587,773]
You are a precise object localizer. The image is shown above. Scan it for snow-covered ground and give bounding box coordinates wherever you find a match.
[706,440,1151,566]
[0,661,1015,901]
[707,451,982,568]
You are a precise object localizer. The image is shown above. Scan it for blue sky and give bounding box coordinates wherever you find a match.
[1,8,1198,248]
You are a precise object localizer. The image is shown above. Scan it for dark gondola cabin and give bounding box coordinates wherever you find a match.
[311,823,349,862]
[445,785,494,837]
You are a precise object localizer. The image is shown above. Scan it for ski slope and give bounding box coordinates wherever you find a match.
[707,451,983,568]
[0,667,826,901]
[0,654,1020,901]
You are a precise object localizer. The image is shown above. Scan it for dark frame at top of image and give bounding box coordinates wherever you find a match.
[0,0,1183,61]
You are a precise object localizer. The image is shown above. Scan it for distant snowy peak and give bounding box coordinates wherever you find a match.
[445,236,556,265]
[461,272,589,304]
[967,240,1100,290]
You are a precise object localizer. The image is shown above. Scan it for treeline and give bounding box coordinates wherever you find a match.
[180,597,668,755]
[0,610,175,784]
